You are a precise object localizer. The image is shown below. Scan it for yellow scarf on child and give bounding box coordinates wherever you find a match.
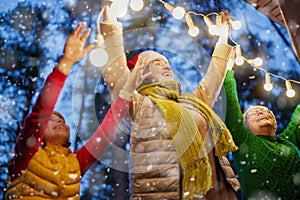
[137,81,238,199]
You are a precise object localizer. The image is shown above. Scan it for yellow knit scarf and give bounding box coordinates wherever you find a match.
[137,81,238,199]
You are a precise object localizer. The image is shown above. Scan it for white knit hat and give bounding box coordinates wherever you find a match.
[139,50,168,65]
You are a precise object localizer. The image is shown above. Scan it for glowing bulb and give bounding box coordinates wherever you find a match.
[235,45,244,66]
[203,16,218,35]
[235,56,244,66]
[285,80,295,98]
[286,89,296,98]
[264,73,273,91]
[185,13,199,37]
[130,0,144,12]
[264,83,273,92]
[264,84,273,91]
[172,7,185,20]
[253,57,263,66]
[231,20,242,30]
[109,0,129,18]
[189,26,199,37]
[89,48,108,67]
[208,25,219,35]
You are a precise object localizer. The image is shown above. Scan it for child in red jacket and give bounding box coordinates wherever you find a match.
[5,22,151,199]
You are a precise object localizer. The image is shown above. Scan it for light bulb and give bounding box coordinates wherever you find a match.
[286,90,296,98]
[172,7,185,20]
[264,83,273,92]
[285,80,295,98]
[286,90,295,98]
[264,73,273,91]
[231,20,242,30]
[264,83,273,91]
[185,13,199,37]
[189,26,199,37]
[89,48,108,67]
[130,0,144,12]
[208,25,219,35]
[203,16,218,35]
[254,57,263,66]
[109,1,128,18]
[235,45,244,66]
[235,56,244,66]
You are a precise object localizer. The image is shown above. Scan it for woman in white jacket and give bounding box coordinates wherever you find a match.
[100,7,239,200]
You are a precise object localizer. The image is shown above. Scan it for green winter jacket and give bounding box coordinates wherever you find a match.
[224,70,300,200]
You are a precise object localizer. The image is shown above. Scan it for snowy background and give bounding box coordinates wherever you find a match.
[0,0,299,199]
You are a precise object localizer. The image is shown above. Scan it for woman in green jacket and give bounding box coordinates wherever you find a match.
[224,69,300,199]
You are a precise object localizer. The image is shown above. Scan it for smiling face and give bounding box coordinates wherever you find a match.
[44,112,70,146]
[138,50,174,83]
[147,59,174,82]
[244,106,277,136]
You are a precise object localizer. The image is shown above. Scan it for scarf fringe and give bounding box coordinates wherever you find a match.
[182,158,212,200]
[214,127,238,157]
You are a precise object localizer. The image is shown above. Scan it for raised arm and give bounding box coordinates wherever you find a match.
[224,70,249,146]
[8,22,94,181]
[192,12,233,107]
[100,6,130,98]
[280,104,300,148]
[75,58,151,175]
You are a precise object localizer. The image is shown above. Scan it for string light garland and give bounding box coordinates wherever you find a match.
[89,0,144,68]
[88,1,111,67]
[157,0,300,98]
[236,55,300,98]
[90,0,299,97]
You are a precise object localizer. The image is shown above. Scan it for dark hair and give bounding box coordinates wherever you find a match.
[42,111,70,148]
[53,111,65,122]
[64,141,71,148]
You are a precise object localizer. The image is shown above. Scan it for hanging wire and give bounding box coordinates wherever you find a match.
[157,0,299,97]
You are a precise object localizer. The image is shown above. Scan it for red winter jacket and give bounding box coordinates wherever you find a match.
[8,67,130,181]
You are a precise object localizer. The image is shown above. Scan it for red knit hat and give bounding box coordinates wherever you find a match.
[127,53,140,70]
[127,50,168,69]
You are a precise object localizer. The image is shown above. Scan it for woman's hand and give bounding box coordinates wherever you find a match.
[57,22,95,74]
[217,11,230,44]
[119,57,152,100]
